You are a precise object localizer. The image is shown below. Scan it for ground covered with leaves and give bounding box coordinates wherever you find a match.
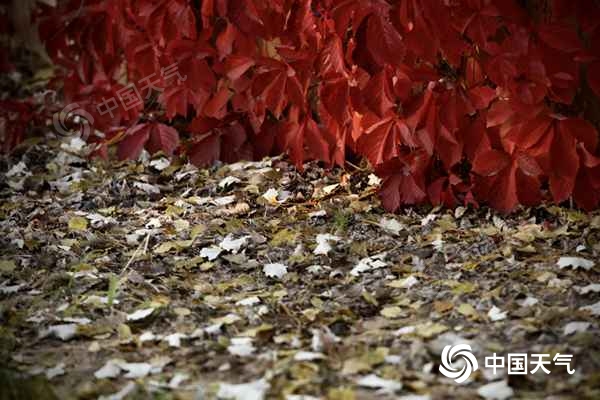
[1,139,600,400]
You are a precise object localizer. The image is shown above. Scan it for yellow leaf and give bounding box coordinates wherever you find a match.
[380,306,404,319]
[415,322,448,339]
[457,303,478,319]
[327,387,355,400]
[154,242,176,254]
[433,301,453,314]
[302,308,320,322]
[270,228,299,247]
[68,216,88,231]
[451,282,477,295]
[0,260,16,274]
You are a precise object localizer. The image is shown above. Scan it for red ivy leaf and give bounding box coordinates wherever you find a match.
[118,124,150,161]
[376,153,429,212]
[118,122,179,160]
[146,123,179,156]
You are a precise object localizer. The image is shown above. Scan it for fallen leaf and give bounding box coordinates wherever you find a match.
[42,324,78,341]
[581,301,600,316]
[263,263,288,279]
[356,374,402,393]
[227,337,255,357]
[126,308,155,321]
[488,306,507,322]
[314,234,341,255]
[563,321,591,336]
[217,378,270,400]
[200,246,223,261]
[351,253,387,276]
[477,380,514,400]
[68,216,88,231]
[557,257,595,270]
[379,217,405,235]
[220,234,251,253]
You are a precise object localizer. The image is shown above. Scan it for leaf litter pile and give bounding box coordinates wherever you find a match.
[1,139,600,400]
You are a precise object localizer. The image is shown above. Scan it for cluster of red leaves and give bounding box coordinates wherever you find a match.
[29,0,600,211]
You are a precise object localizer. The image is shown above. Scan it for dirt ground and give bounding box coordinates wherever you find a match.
[1,139,599,400]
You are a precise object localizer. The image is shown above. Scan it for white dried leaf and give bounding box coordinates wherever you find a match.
[213,195,237,206]
[367,173,382,186]
[126,308,155,322]
[293,351,325,361]
[394,326,416,336]
[518,297,538,307]
[314,234,341,256]
[399,275,419,288]
[168,373,189,389]
[236,296,261,306]
[477,380,514,400]
[308,210,327,218]
[139,331,157,342]
[563,321,591,336]
[488,306,507,322]
[575,284,600,295]
[323,184,339,194]
[263,263,288,279]
[286,395,321,400]
[133,181,160,194]
[217,378,270,400]
[45,363,66,379]
[227,337,255,357]
[98,382,137,400]
[200,246,223,261]
[350,253,387,276]
[262,188,280,205]
[43,324,78,341]
[94,360,122,379]
[120,362,153,378]
[557,257,595,270]
[149,158,170,171]
[379,217,405,235]
[6,161,30,177]
[421,213,438,226]
[219,235,250,253]
[0,282,25,294]
[356,374,403,393]
[581,301,600,316]
[432,238,444,252]
[219,176,241,188]
[164,333,187,348]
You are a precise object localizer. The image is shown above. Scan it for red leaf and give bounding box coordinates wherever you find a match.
[537,22,582,53]
[224,55,255,81]
[252,61,305,118]
[376,154,428,211]
[146,123,179,156]
[203,86,231,119]
[486,100,516,128]
[588,61,600,99]
[118,124,150,160]
[358,115,410,166]
[516,152,543,176]
[363,70,395,117]
[365,14,406,67]
[560,117,599,154]
[468,86,497,110]
[549,125,579,203]
[189,133,220,167]
[277,107,331,168]
[216,22,236,60]
[472,149,511,176]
